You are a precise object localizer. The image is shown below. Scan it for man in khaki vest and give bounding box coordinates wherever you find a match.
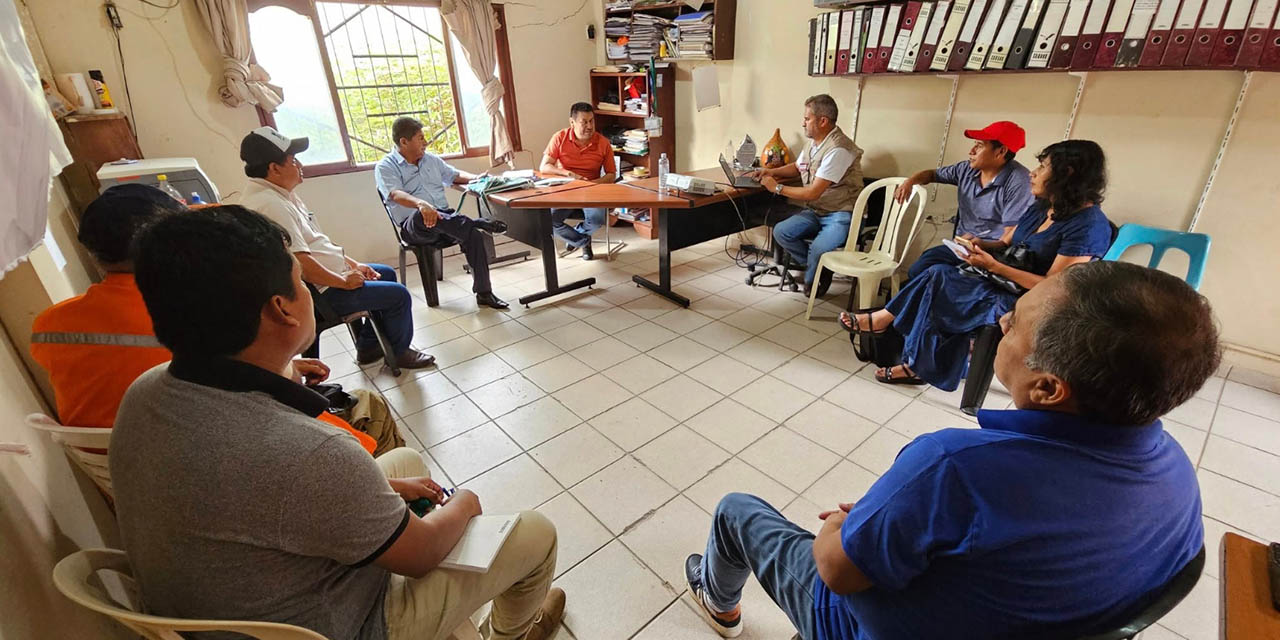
[755,94,864,297]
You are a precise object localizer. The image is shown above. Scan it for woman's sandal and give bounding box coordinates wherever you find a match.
[839,311,882,334]
[875,365,927,386]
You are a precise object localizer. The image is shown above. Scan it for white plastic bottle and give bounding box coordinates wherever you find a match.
[156,174,185,204]
[657,153,670,194]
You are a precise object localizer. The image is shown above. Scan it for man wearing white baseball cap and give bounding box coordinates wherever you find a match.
[240,126,435,369]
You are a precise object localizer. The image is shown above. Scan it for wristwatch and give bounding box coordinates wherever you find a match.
[774,183,784,194]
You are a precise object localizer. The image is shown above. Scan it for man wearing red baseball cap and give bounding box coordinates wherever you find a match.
[896,121,1035,280]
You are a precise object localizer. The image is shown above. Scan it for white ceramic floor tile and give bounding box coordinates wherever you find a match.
[779,496,827,536]
[1227,366,1280,392]
[1220,379,1280,419]
[582,307,646,334]
[536,492,613,578]
[634,577,799,640]
[686,273,739,294]
[771,355,852,396]
[589,396,678,451]
[1137,624,1190,640]
[557,541,675,640]
[731,376,817,423]
[411,320,467,348]
[450,308,512,333]
[640,375,723,422]
[469,373,545,420]
[494,395,583,449]
[1164,419,1208,465]
[620,321,681,351]
[530,424,626,487]
[382,372,463,417]
[427,422,522,483]
[724,337,797,372]
[785,399,880,456]
[739,428,842,492]
[1156,573,1218,640]
[720,307,788,335]
[759,321,829,353]
[686,321,754,352]
[1198,469,1280,541]
[622,293,684,320]
[653,308,716,335]
[494,336,564,371]
[399,394,490,448]
[553,375,632,421]
[1164,396,1217,431]
[1200,435,1280,497]
[685,354,766,396]
[571,457,678,534]
[523,353,594,393]
[603,354,680,394]
[649,337,719,371]
[824,376,914,425]
[427,335,490,369]
[885,400,975,440]
[1211,405,1280,457]
[441,352,516,392]
[684,458,797,515]
[684,398,779,454]
[556,291,616,319]
[755,293,810,319]
[634,425,731,490]
[517,307,579,333]
[802,335,864,373]
[847,427,913,476]
[470,319,535,350]
[461,454,563,514]
[596,282,651,305]
[620,495,714,592]
[570,335,641,371]
[1193,376,1225,402]
[541,320,609,351]
[803,460,881,509]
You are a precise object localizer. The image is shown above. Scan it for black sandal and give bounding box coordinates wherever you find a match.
[839,311,882,334]
[875,365,927,386]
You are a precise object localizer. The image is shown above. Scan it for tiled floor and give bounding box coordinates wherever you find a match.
[319,233,1280,640]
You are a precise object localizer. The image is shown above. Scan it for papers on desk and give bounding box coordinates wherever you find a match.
[534,177,574,188]
[439,513,522,573]
[502,169,535,179]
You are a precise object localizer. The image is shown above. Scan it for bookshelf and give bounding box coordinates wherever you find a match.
[604,0,738,62]
[589,67,676,239]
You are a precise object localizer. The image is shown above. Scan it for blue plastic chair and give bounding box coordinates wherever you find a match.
[1102,224,1211,291]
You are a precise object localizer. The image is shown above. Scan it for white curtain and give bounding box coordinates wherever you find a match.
[441,0,514,166]
[194,0,284,112]
[0,0,71,275]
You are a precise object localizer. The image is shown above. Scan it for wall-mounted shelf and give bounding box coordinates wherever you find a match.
[604,0,737,62]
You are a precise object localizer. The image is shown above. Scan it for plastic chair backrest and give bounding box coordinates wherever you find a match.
[26,413,114,497]
[53,548,330,640]
[1102,224,1211,291]
[844,178,929,261]
[376,188,412,249]
[1076,546,1205,640]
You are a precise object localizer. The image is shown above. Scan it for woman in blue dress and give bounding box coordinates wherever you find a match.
[837,139,1115,390]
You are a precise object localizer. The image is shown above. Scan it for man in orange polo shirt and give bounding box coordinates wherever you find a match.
[539,102,618,260]
[29,185,392,458]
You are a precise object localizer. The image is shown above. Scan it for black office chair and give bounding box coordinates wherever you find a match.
[377,188,461,308]
[1076,547,1205,640]
[304,282,401,377]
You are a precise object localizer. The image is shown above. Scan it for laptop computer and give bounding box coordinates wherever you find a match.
[719,154,762,188]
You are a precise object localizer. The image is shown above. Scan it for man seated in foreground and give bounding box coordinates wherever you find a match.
[376,116,510,310]
[539,102,618,260]
[30,184,397,454]
[685,260,1217,639]
[241,127,436,370]
[112,205,563,640]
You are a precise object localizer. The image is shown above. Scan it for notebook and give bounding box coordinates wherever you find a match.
[439,513,522,573]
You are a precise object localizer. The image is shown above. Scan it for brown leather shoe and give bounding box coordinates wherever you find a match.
[356,347,384,366]
[395,348,436,369]
[520,587,565,640]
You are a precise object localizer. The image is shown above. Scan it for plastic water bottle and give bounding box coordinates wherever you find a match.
[189,192,204,205]
[156,174,185,204]
[657,153,670,194]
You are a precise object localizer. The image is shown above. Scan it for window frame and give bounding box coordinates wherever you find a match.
[249,0,522,177]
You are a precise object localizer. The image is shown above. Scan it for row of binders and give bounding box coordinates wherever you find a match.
[808,0,1280,75]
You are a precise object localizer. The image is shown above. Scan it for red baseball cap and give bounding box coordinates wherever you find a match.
[964,121,1026,153]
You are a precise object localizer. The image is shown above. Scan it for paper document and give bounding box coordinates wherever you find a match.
[502,169,535,179]
[440,514,522,573]
[691,64,720,111]
[943,238,971,259]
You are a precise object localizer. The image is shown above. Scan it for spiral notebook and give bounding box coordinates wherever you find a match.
[440,514,522,573]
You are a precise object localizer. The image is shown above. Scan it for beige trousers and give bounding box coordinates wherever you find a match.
[375,448,558,640]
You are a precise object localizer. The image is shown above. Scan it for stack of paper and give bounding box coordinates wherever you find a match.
[606,17,631,59]
[622,129,649,155]
[673,11,714,59]
[605,0,635,10]
[439,514,522,573]
[629,14,672,61]
[623,94,648,115]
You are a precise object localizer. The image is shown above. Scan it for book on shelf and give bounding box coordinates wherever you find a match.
[986,0,1032,68]
[932,0,973,69]
[966,0,1011,69]
[1113,0,1162,67]
[949,0,992,69]
[1006,0,1051,68]
[1093,0,1138,67]
[1138,0,1189,65]
[1047,0,1092,67]
[917,0,953,70]
[1236,0,1280,66]
[888,1,925,71]
[901,1,937,70]
[1025,0,1071,68]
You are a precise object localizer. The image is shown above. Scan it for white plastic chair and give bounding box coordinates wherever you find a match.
[26,413,113,499]
[804,178,929,319]
[53,548,329,640]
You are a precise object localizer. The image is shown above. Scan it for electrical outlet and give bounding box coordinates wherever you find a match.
[105,1,123,29]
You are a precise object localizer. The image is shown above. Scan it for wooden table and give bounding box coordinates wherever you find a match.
[1221,532,1280,639]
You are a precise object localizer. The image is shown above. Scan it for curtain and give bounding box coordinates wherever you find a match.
[194,0,284,112]
[0,0,71,275]
[441,0,514,166]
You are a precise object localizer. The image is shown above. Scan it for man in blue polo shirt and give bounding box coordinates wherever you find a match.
[897,121,1035,280]
[683,260,1217,640]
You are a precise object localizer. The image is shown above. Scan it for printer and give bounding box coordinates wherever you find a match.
[96,157,221,204]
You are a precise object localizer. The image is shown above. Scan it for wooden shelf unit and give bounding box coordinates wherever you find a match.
[604,0,737,62]
[590,67,676,240]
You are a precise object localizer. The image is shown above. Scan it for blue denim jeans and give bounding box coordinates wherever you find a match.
[319,264,414,355]
[906,243,965,281]
[550,208,607,248]
[772,209,854,285]
[700,493,818,639]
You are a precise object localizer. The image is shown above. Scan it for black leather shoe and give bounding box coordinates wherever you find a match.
[816,269,833,297]
[473,217,507,235]
[356,347,384,366]
[476,291,509,309]
[581,243,594,261]
[396,349,436,369]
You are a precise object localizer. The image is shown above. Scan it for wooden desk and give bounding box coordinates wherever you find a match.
[1221,532,1280,639]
